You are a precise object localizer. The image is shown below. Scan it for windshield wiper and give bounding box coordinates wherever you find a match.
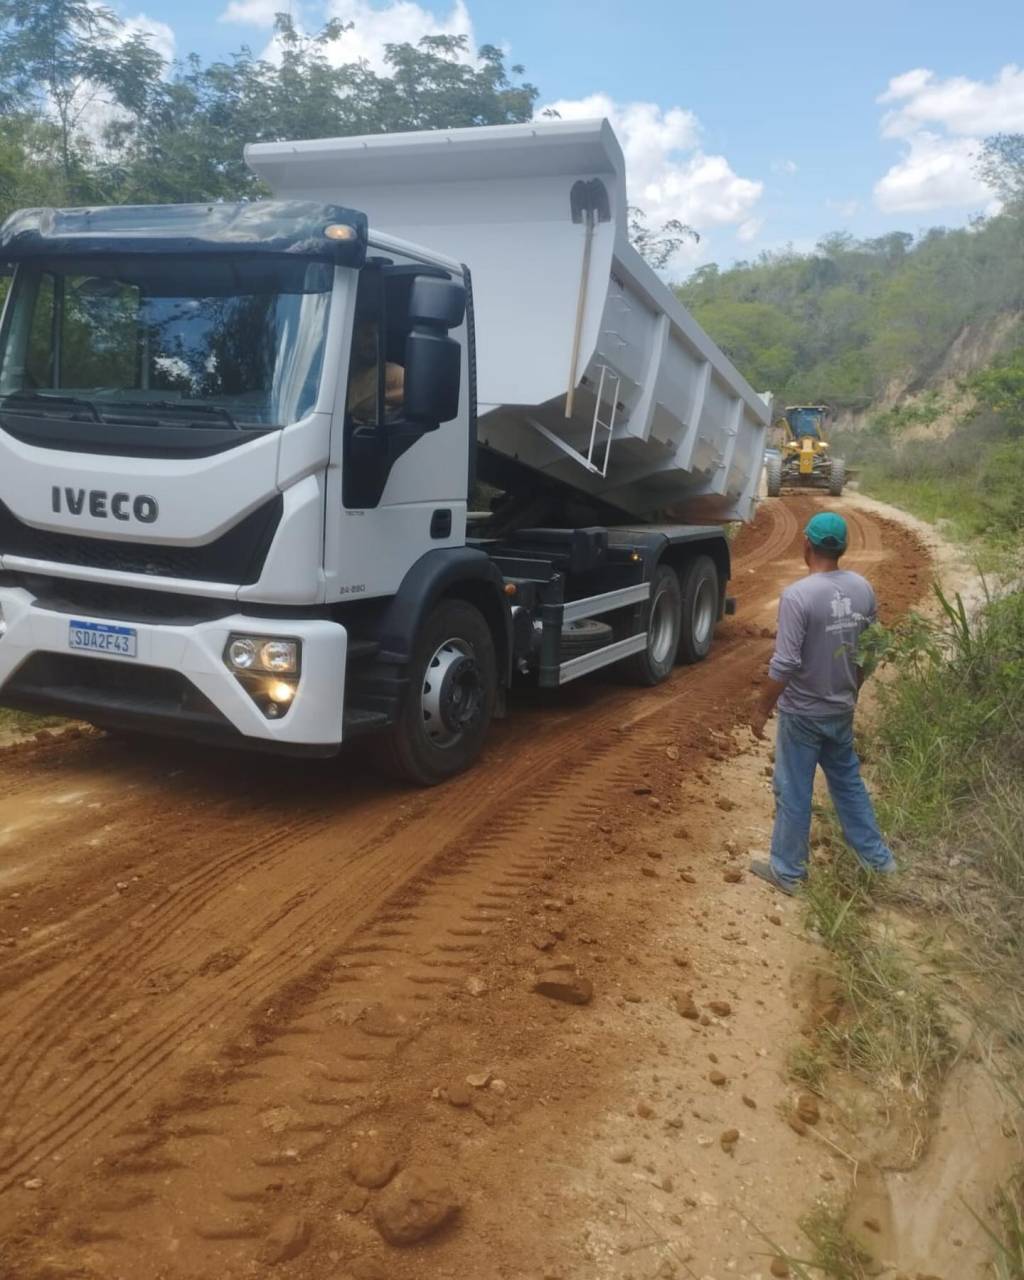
[101,399,245,431]
[1,391,101,422]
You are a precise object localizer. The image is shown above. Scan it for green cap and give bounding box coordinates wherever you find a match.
[805,511,848,552]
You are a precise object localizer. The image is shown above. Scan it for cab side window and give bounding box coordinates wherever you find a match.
[346,272,383,427]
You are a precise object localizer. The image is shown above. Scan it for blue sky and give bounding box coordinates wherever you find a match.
[124,0,1024,275]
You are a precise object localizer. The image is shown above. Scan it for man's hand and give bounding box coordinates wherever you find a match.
[750,676,787,741]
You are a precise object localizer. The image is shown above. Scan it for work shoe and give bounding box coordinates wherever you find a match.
[749,858,799,897]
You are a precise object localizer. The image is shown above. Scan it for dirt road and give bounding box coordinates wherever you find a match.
[0,496,928,1280]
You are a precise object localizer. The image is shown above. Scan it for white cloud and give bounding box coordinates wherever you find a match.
[737,217,763,242]
[879,64,1024,139]
[219,0,282,23]
[874,65,1024,213]
[539,92,763,260]
[875,132,990,213]
[123,11,175,63]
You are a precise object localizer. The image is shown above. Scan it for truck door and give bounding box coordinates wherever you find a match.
[323,260,470,604]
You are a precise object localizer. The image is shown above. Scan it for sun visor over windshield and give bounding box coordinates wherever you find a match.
[0,200,368,267]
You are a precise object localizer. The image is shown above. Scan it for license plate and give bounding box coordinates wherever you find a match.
[68,619,138,658]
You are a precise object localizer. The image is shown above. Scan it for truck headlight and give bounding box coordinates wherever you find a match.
[261,640,298,673]
[224,634,300,675]
[227,636,258,669]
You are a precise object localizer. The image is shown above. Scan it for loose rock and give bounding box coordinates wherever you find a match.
[674,992,700,1020]
[707,1000,732,1017]
[720,1128,740,1150]
[447,1080,472,1108]
[708,1070,727,1086]
[373,1167,461,1246]
[715,797,736,812]
[349,1141,400,1190]
[532,970,593,1005]
[260,1214,311,1265]
[466,1070,492,1089]
[796,1093,820,1125]
[464,976,487,997]
[340,1186,369,1214]
[723,870,743,883]
[770,1259,791,1278]
[609,1147,634,1164]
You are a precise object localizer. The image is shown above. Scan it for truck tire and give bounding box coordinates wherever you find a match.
[828,458,846,496]
[620,563,682,686]
[374,599,497,786]
[676,555,719,665]
[766,456,782,497]
[560,618,614,659]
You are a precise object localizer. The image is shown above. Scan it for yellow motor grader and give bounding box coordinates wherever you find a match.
[765,405,846,497]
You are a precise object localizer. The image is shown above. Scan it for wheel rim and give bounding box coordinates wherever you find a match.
[421,637,483,749]
[649,584,678,665]
[692,578,715,647]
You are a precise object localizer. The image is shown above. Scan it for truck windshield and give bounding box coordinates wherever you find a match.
[0,255,333,429]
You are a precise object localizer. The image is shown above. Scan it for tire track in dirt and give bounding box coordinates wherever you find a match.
[0,594,744,1193]
[57,660,755,1275]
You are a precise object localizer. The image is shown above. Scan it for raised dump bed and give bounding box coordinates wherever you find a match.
[248,119,771,524]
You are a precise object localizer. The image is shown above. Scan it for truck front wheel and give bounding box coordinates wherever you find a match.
[376,599,497,785]
[676,555,719,664]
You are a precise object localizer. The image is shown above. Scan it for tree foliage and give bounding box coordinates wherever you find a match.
[0,2,539,216]
[0,0,163,196]
[977,133,1024,210]
[627,206,699,270]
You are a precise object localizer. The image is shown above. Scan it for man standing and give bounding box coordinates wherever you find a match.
[749,512,896,894]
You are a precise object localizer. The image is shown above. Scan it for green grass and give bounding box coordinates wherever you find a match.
[853,583,1024,1266]
[799,847,954,1113]
[799,1203,873,1280]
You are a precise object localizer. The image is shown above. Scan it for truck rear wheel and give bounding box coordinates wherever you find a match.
[375,599,497,786]
[620,563,682,686]
[828,458,846,496]
[766,456,782,497]
[676,555,718,665]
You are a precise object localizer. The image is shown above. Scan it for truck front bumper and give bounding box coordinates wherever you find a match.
[0,584,348,755]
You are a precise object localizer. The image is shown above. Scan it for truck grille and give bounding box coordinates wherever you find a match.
[0,495,282,585]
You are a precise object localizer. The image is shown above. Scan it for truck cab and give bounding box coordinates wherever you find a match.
[0,122,768,784]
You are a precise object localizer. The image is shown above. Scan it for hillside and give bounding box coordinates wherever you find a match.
[675,198,1024,550]
[675,212,1024,414]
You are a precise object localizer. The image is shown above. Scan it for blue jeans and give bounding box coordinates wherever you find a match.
[770,711,895,888]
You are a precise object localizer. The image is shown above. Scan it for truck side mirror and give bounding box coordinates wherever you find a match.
[402,276,465,428]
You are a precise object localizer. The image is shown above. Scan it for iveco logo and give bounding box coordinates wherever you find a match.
[51,486,159,524]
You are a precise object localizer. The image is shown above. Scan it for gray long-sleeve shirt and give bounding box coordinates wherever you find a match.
[768,569,877,717]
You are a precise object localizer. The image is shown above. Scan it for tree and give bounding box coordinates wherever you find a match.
[628,206,699,270]
[977,134,1024,209]
[0,0,164,198]
[102,21,539,206]
[964,347,1024,434]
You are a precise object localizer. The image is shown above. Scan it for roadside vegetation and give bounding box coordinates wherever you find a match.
[784,583,1024,1277]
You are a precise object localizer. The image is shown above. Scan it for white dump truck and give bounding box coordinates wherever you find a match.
[0,120,769,783]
